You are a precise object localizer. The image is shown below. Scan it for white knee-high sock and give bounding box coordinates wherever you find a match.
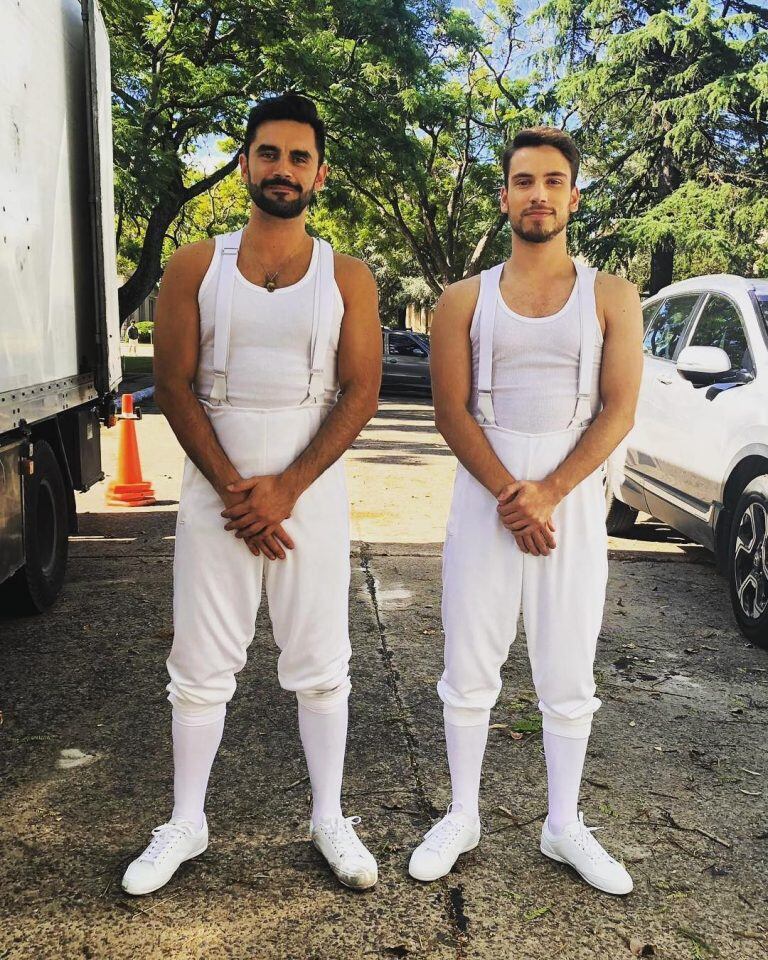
[298,700,348,826]
[543,730,589,835]
[171,711,225,831]
[445,718,488,822]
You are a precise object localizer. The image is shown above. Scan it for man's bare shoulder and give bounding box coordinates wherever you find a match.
[332,251,376,304]
[595,270,640,301]
[434,275,481,329]
[162,238,216,292]
[595,271,643,338]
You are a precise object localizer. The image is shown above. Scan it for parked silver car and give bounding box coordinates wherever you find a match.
[607,274,768,647]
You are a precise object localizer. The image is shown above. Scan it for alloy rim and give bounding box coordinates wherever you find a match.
[733,501,768,620]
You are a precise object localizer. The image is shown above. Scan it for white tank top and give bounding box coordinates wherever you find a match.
[469,269,603,434]
[194,233,344,408]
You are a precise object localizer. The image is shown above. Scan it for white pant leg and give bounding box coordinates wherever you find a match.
[166,458,263,716]
[522,447,607,739]
[438,465,524,725]
[265,459,352,712]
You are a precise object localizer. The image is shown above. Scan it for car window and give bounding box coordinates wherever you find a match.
[756,294,768,331]
[688,295,754,373]
[642,295,700,360]
[642,301,661,332]
[389,334,426,358]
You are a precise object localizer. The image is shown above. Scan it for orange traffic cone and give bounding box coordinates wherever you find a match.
[106,392,156,507]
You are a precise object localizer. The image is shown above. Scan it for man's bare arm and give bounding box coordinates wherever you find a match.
[153,242,242,501]
[223,255,381,534]
[546,274,643,497]
[497,274,644,533]
[430,279,513,494]
[430,279,556,555]
[153,243,289,558]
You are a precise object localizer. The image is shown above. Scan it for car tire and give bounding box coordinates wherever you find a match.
[728,476,768,649]
[605,485,638,536]
[0,440,69,614]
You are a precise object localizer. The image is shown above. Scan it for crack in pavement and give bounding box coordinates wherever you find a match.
[359,542,470,959]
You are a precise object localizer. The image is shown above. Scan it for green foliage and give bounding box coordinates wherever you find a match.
[107,0,768,312]
[135,321,154,343]
[530,0,768,288]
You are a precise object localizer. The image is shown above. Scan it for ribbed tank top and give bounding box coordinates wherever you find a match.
[469,271,603,434]
[194,235,344,408]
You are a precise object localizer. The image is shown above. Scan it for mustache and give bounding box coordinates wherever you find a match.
[261,179,301,192]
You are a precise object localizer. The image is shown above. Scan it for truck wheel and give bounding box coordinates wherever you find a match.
[2,440,69,614]
[729,476,768,649]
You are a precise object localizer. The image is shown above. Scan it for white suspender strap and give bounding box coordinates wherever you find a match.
[304,238,335,405]
[568,259,598,429]
[209,229,243,404]
[475,262,504,426]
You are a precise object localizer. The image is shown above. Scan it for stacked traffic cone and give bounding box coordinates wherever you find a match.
[106,392,156,507]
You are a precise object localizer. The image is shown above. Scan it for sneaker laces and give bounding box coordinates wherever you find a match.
[139,821,195,864]
[321,816,367,861]
[567,812,614,865]
[422,805,471,855]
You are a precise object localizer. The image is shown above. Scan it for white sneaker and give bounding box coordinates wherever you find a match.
[122,817,208,896]
[540,812,633,895]
[409,805,481,882]
[311,816,378,890]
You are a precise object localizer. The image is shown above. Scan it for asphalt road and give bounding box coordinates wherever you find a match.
[1,397,766,959]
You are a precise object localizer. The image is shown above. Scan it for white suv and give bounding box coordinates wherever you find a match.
[606,274,768,648]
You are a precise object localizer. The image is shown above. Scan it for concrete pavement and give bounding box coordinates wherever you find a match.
[1,398,767,959]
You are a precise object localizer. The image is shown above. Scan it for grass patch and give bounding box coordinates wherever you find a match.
[510,715,543,735]
[121,355,154,375]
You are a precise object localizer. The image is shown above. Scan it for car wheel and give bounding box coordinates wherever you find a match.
[728,476,768,649]
[0,440,69,614]
[603,464,638,535]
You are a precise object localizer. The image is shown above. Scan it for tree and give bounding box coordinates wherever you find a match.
[310,2,541,298]
[530,0,768,291]
[103,0,444,319]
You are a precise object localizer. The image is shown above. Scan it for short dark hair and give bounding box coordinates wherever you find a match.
[502,127,580,186]
[243,93,326,166]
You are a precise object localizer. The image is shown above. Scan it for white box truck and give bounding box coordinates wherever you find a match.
[0,0,121,612]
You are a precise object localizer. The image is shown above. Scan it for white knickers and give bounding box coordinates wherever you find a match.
[438,422,608,739]
[166,403,352,719]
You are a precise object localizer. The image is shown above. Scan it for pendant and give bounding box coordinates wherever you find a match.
[265,272,278,293]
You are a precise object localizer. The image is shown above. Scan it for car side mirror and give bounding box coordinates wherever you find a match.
[676,345,732,385]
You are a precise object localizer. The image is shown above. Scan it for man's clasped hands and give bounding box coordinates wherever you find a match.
[219,472,563,560]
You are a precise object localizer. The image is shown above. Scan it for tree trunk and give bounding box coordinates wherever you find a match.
[117,196,182,321]
[649,236,675,294]
[647,134,681,296]
[117,153,241,321]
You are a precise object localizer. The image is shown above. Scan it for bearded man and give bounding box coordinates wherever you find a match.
[122,94,381,895]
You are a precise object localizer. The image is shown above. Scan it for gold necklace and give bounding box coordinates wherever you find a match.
[247,233,310,293]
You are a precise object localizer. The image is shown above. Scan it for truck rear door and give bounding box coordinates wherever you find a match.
[82,0,122,395]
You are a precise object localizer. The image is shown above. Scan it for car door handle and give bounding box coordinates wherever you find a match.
[387,358,398,364]
[657,375,673,385]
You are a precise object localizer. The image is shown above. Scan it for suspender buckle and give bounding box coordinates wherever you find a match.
[476,389,496,426]
[210,371,228,403]
[305,367,324,403]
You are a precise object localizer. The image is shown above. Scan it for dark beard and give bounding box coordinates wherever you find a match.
[247,177,314,219]
[510,214,567,244]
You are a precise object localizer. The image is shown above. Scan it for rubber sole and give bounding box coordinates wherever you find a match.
[121,839,209,896]
[540,837,633,896]
[311,838,378,890]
